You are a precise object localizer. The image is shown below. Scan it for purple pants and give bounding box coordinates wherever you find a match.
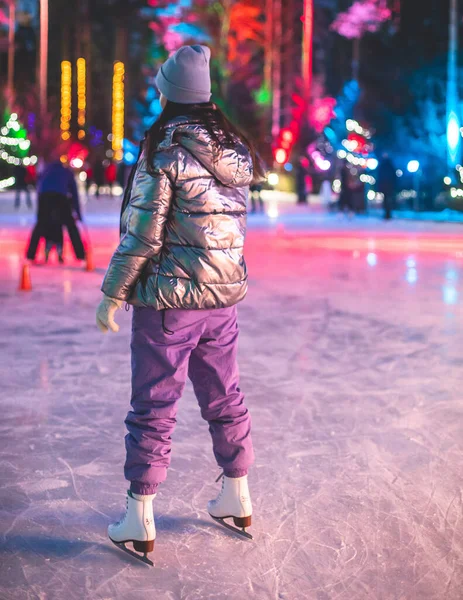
[125,305,254,495]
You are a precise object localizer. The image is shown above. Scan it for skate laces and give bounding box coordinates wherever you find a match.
[116,496,129,526]
[214,472,225,501]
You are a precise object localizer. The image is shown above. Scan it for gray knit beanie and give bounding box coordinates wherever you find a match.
[155,45,212,104]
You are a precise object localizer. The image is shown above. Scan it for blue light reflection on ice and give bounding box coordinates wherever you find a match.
[406,257,416,269]
[446,268,458,282]
[406,268,418,284]
[443,285,458,305]
[366,252,377,267]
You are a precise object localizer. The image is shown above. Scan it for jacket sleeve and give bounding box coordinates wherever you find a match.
[101,155,175,301]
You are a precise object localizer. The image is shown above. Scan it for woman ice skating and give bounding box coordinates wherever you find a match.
[96,45,263,564]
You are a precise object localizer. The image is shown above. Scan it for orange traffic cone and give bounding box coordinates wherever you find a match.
[19,263,32,291]
[85,247,95,272]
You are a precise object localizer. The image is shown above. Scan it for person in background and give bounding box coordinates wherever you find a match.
[376,152,397,220]
[249,182,263,213]
[105,160,117,196]
[338,162,354,216]
[84,162,94,199]
[14,163,32,209]
[296,157,309,204]
[25,163,37,190]
[320,180,333,206]
[26,160,86,262]
[93,159,105,198]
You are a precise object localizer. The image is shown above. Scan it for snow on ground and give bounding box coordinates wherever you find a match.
[1,193,463,599]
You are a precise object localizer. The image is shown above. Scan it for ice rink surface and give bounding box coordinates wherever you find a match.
[1,194,462,599]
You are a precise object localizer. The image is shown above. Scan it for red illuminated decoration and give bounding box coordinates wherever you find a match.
[274,126,296,165]
[308,97,337,133]
[347,132,369,154]
[275,148,288,164]
[281,129,294,144]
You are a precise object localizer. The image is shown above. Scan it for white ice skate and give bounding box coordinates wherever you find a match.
[108,490,156,566]
[208,473,253,540]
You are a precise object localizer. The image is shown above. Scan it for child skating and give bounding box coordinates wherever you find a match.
[96,45,263,565]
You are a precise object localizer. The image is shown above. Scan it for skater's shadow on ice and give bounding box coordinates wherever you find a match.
[0,535,94,559]
[0,519,244,564]
[155,515,241,540]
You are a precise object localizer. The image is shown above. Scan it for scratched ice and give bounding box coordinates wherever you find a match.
[1,195,462,599]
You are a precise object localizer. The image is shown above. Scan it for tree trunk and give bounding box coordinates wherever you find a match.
[302,0,313,103]
[352,36,360,81]
[39,0,49,122]
[271,0,282,139]
[264,0,273,93]
[7,0,16,101]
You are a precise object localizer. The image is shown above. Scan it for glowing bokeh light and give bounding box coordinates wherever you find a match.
[60,61,72,141]
[112,61,125,162]
[267,172,279,186]
[407,160,420,173]
[275,148,287,165]
[77,58,86,136]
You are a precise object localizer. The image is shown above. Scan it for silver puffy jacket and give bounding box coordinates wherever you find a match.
[102,116,253,310]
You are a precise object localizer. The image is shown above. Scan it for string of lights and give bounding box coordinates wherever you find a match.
[0,176,16,189]
[77,58,86,140]
[61,61,72,141]
[0,149,37,166]
[0,113,36,166]
[112,61,125,161]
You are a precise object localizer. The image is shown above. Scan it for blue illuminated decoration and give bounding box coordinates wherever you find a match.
[447,112,461,166]
[407,160,420,174]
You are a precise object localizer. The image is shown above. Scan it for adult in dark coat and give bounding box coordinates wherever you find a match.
[93,160,105,198]
[14,164,32,209]
[296,158,309,204]
[26,161,86,262]
[376,153,397,220]
[338,162,354,214]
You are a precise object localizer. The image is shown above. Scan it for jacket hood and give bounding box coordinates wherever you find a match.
[159,117,254,188]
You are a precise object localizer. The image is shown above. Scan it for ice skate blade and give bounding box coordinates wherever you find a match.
[110,539,154,567]
[210,515,253,540]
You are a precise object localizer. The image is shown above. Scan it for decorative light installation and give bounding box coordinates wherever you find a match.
[61,61,72,141]
[0,176,15,189]
[0,113,34,166]
[267,172,280,186]
[407,160,420,173]
[274,148,287,165]
[447,0,460,170]
[77,58,86,139]
[112,61,125,161]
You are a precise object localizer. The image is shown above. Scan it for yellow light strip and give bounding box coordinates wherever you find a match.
[77,58,86,137]
[60,61,72,141]
[112,61,125,161]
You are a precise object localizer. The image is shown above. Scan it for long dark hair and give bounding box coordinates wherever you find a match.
[145,101,265,180]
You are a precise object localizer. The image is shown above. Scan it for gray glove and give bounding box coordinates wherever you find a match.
[96,295,124,333]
